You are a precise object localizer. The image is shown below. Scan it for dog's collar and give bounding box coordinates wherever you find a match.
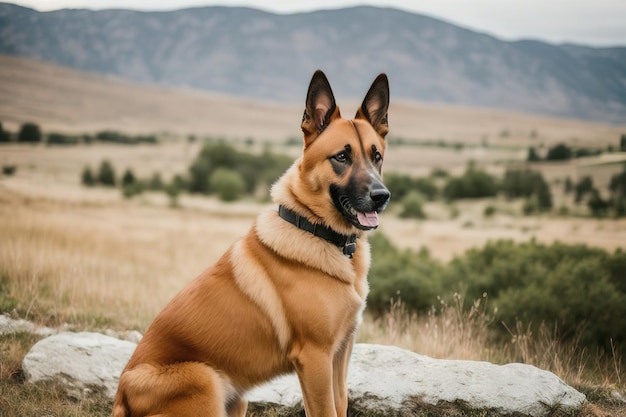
[277,205,358,258]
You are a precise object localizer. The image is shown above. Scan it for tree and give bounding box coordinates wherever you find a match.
[545,143,572,161]
[18,122,42,143]
[575,176,594,203]
[121,169,136,187]
[620,134,626,152]
[98,160,116,186]
[81,166,96,186]
[527,147,541,161]
[399,191,427,219]
[210,168,245,202]
[0,122,10,142]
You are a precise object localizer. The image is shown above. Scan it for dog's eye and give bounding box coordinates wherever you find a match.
[334,152,348,163]
[373,151,383,163]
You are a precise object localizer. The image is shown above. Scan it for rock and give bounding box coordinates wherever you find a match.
[0,314,56,337]
[22,332,136,398]
[246,344,586,417]
[21,333,586,416]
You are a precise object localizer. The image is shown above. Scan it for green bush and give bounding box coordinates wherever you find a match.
[47,133,79,145]
[575,176,594,203]
[441,240,626,352]
[443,167,498,200]
[81,166,95,186]
[2,165,17,176]
[399,191,426,219]
[0,122,10,142]
[209,168,246,202]
[368,233,444,315]
[148,172,164,191]
[18,122,42,143]
[188,142,293,198]
[367,235,626,354]
[545,143,572,160]
[384,173,438,202]
[97,160,116,187]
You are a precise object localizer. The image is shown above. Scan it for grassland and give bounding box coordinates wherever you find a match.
[1,139,625,416]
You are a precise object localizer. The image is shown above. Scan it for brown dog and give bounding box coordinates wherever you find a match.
[112,70,391,417]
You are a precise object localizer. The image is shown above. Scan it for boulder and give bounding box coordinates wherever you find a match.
[21,333,586,416]
[246,344,586,416]
[22,331,136,398]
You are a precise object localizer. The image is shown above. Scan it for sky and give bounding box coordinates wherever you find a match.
[8,0,626,47]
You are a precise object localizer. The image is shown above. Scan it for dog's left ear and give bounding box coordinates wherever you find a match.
[356,73,389,138]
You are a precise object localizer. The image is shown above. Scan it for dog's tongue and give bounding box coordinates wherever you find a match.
[357,211,379,228]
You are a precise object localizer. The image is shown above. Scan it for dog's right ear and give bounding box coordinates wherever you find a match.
[301,70,340,147]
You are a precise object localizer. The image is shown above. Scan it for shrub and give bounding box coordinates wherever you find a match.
[399,191,426,219]
[527,147,541,161]
[209,168,246,202]
[587,189,609,217]
[483,205,496,217]
[441,240,626,353]
[47,132,79,145]
[384,173,438,202]
[97,160,116,186]
[81,166,95,186]
[0,122,10,142]
[18,122,42,143]
[545,143,572,160]
[2,165,17,176]
[368,233,444,315]
[148,172,164,191]
[575,176,594,203]
[188,142,293,198]
[121,169,136,188]
[443,168,498,200]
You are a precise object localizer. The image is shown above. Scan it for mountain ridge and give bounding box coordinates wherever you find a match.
[0,3,624,123]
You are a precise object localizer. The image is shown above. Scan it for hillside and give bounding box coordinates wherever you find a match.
[0,3,624,123]
[1,54,625,148]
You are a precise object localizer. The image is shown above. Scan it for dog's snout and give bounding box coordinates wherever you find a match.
[370,184,390,210]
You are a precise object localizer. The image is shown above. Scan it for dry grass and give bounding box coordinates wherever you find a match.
[0,185,624,415]
[0,188,251,330]
[1,141,625,415]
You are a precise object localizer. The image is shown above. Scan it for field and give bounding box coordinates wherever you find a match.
[1,54,626,415]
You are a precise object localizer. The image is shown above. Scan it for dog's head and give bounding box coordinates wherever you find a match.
[275,70,391,236]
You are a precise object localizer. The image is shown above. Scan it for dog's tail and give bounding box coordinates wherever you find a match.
[111,362,228,417]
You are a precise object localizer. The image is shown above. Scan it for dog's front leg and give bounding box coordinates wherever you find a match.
[332,335,355,417]
[291,345,337,417]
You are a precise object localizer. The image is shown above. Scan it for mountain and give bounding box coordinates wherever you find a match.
[0,3,624,123]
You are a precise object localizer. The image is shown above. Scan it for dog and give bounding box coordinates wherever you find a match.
[112,70,391,417]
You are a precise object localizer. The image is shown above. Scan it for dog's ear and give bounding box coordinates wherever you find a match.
[301,70,340,146]
[356,73,389,138]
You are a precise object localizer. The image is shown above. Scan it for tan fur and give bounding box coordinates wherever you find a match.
[113,71,389,417]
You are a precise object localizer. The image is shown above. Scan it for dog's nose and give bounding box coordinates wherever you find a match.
[371,184,390,211]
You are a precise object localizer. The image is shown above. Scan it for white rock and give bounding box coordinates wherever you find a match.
[0,314,56,337]
[22,332,136,398]
[21,334,585,416]
[246,344,586,416]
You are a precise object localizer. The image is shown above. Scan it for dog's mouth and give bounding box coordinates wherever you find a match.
[337,195,380,230]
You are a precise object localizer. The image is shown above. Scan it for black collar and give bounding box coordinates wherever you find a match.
[277,205,358,258]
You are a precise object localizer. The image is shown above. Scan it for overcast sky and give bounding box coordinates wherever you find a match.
[9,0,626,47]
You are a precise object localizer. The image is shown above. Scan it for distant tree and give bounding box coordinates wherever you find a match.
[121,169,136,187]
[210,168,245,202]
[399,191,427,219]
[148,172,164,191]
[564,177,573,194]
[545,143,572,161]
[588,189,609,217]
[98,160,116,186]
[621,134,626,152]
[527,147,541,161]
[0,122,10,142]
[575,176,594,203]
[18,122,42,143]
[81,166,96,186]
